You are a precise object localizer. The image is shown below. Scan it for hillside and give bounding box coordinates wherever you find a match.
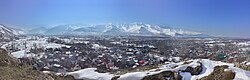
[0,48,74,80]
[67,59,250,80]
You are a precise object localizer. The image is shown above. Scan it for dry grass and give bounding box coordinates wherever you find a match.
[235,63,250,71]
[0,48,54,80]
[0,48,74,80]
[199,65,235,80]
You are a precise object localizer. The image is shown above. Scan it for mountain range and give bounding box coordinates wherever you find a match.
[0,23,210,37]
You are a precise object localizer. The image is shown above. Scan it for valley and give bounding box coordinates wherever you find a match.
[0,24,250,80]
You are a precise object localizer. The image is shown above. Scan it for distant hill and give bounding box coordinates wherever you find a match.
[0,24,24,41]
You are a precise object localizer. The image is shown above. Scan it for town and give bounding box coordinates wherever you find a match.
[2,36,250,75]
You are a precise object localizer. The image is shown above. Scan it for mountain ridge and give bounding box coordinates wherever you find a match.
[26,23,210,37]
[1,23,211,37]
[0,24,19,40]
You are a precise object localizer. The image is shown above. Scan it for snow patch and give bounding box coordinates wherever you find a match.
[11,50,26,58]
[180,72,192,80]
[67,68,113,80]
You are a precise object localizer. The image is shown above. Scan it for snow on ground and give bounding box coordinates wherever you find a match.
[67,68,113,80]
[2,38,70,50]
[246,62,250,65]
[11,50,26,58]
[1,37,71,58]
[67,59,250,80]
[45,43,70,49]
[159,59,200,72]
[168,56,182,62]
[190,59,250,80]
[92,44,107,49]
[230,67,250,80]
[118,72,147,80]
[180,72,192,80]
[68,59,201,80]
[191,59,234,80]
[191,59,215,80]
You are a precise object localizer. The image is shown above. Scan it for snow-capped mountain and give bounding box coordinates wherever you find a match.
[0,24,15,36]
[0,24,23,40]
[28,23,209,37]
[27,27,48,34]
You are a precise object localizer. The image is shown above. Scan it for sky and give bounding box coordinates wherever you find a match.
[0,0,250,38]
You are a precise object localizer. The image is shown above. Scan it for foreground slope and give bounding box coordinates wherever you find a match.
[0,48,74,80]
[67,59,250,80]
[0,48,53,80]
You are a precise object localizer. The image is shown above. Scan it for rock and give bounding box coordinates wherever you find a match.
[111,76,120,80]
[142,71,182,80]
[182,63,202,75]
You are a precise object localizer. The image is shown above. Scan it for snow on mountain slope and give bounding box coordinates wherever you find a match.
[67,59,250,80]
[145,24,161,34]
[12,29,25,35]
[104,24,124,34]
[27,23,209,37]
[123,23,143,33]
[0,24,14,36]
[121,23,162,36]
[27,27,48,34]
[0,24,25,35]
[120,23,205,36]
[0,24,23,40]
[44,24,76,35]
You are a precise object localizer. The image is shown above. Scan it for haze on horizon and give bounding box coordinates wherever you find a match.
[0,0,250,38]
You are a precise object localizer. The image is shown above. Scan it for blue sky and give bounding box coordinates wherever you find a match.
[0,0,250,37]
